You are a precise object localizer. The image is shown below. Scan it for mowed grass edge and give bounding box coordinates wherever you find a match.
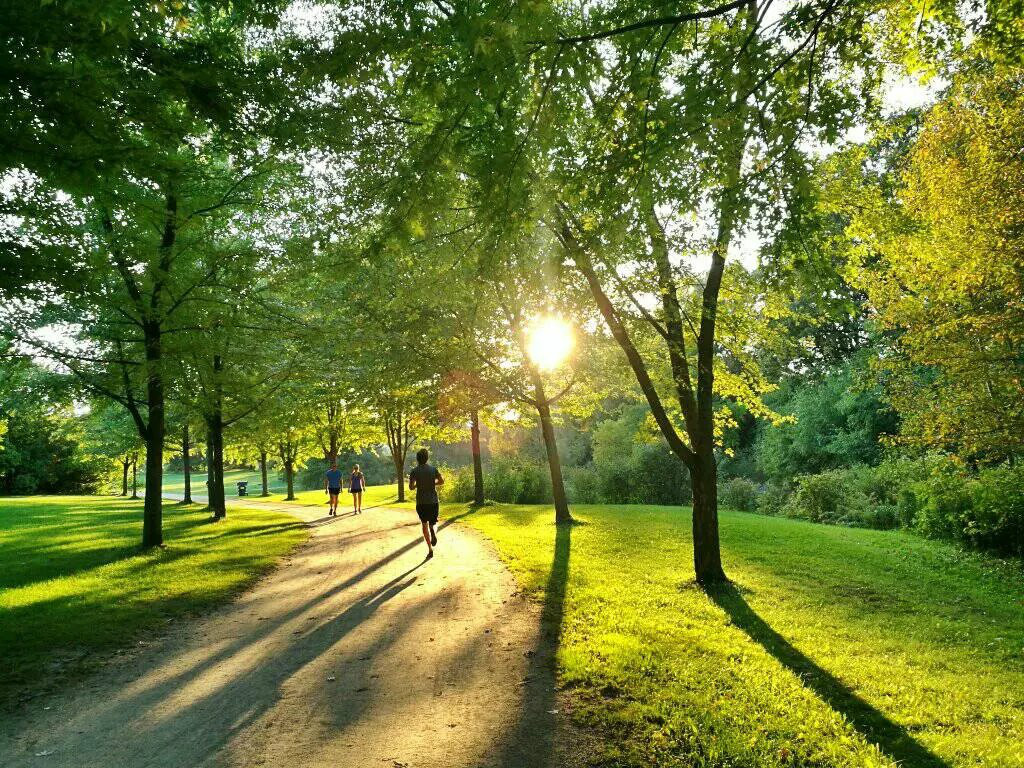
[457,502,1024,768]
[0,496,309,710]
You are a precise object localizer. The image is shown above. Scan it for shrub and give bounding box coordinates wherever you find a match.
[905,461,1024,557]
[564,465,602,504]
[628,443,692,505]
[757,483,789,516]
[968,467,1024,556]
[719,477,759,512]
[479,459,553,504]
[440,464,476,503]
[782,470,876,526]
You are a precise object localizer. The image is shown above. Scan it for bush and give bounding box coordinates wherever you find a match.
[440,464,476,503]
[627,443,692,505]
[904,461,1024,557]
[757,483,789,516]
[475,459,554,505]
[782,470,876,527]
[564,465,602,504]
[719,477,759,512]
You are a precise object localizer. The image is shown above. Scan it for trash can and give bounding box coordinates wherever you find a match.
[237,481,248,497]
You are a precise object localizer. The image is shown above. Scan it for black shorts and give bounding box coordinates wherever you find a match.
[416,503,439,524]
[328,487,340,496]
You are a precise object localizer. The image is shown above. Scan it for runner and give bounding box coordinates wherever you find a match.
[408,448,444,559]
[349,463,365,515]
[324,461,342,516]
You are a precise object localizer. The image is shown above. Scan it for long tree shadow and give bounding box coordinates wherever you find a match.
[492,519,574,768]
[706,582,949,768]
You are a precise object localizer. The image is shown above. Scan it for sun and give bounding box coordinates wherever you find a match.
[526,316,575,371]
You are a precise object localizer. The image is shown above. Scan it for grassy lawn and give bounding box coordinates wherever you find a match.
[161,468,287,495]
[458,502,1024,768]
[0,496,308,709]
[160,471,403,511]
[241,482,404,510]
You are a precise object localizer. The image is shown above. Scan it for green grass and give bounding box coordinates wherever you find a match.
[458,502,1024,768]
[240,482,404,510]
[0,495,308,708]
[160,468,287,495]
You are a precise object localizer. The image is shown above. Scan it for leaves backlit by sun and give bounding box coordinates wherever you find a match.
[526,316,575,371]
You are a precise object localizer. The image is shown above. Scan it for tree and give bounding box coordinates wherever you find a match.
[849,69,1024,463]
[0,357,100,494]
[83,399,146,496]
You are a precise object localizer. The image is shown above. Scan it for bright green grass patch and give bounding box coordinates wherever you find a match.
[0,496,308,708]
[460,502,1024,768]
[244,482,405,510]
[160,468,286,495]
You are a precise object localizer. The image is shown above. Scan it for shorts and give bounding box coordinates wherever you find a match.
[350,486,363,494]
[328,487,340,496]
[416,503,439,524]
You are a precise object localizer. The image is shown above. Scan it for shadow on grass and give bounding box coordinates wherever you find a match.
[706,582,949,768]
[492,519,574,767]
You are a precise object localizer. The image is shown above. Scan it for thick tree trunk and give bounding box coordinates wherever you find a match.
[284,459,295,500]
[690,454,726,584]
[207,407,226,519]
[471,409,485,505]
[260,451,269,496]
[141,321,163,547]
[121,458,129,496]
[530,374,571,524]
[205,428,213,506]
[181,423,192,504]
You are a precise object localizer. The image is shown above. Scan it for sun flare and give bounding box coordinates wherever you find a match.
[526,316,575,371]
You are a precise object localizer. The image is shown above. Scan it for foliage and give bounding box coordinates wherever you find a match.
[0,360,100,494]
[848,68,1024,463]
[755,359,897,483]
[719,477,760,513]
[902,460,1024,557]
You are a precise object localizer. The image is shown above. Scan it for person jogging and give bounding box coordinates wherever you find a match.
[348,464,365,515]
[408,448,444,559]
[325,461,343,516]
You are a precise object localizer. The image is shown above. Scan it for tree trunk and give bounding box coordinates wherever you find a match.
[260,451,269,496]
[471,409,485,505]
[141,321,164,547]
[121,457,129,496]
[285,459,295,500]
[394,453,406,503]
[207,406,226,519]
[690,454,726,584]
[205,427,214,507]
[530,374,571,524]
[182,423,192,504]
[131,454,139,499]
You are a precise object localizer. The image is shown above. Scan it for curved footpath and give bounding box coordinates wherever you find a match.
[0,496,592,768]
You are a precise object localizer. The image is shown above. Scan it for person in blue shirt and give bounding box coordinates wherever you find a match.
[324,461,343,516]
[348,464,365,515]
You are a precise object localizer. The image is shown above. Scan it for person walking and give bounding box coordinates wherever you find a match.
[325,461,343,516]
[408,448,444,559]
[349,464,365,515]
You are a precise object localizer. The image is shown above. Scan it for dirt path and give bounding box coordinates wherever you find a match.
[0,498,590,768]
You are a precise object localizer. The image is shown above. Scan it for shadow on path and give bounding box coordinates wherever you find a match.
[492,520,574,768]
[706,582,949,768]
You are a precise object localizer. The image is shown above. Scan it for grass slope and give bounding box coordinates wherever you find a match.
[160,468,287,495]
[460,502,1024,768]
[241,482,404,510]
[0,496,308,709]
